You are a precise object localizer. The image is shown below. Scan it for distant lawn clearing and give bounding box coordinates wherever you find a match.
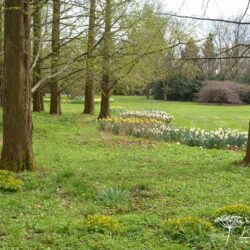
[0,96,249,249]
[111,96,250,131]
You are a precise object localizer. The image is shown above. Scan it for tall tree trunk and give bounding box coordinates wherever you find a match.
[163,81,168,101]
[50,0,61,115]
[243,122,250,165]
[0,0,4,107]
[84,0,96,115]
[0,0,34,172]
[100,77,111,118]
[33,90,44,112]
[145,81,150,99]
[32,0,44,112]
[98,0,112,119]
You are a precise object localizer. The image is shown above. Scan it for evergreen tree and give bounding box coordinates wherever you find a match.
[202,33,216,79]
[181,37,199,61]
[181,37,201,80]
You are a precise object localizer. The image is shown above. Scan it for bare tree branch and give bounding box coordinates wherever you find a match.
[157,12,250,25]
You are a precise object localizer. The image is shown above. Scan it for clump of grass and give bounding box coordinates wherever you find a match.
[129,182,152,199]
[0,170,23,192]
[53,169,95,199]
[130,182,151,193]
[162,216,213,244]
[97,187,131,206]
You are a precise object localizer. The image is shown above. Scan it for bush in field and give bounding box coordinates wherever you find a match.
[235,83,250,104]
[167,79,204,101]
[152,80,165,100]
[196,81,250,104]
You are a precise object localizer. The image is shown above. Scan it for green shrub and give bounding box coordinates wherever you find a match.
[84,215,123,234]
[0,170,23,192]
[167,79,204,101]
[152,80,165,100]
[240,91,250,104]
[162,216,213,244]
[215,205,250,218]
[152,79,204,101]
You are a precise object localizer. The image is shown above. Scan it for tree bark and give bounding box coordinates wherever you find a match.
[50,0,61,115]
[84,0,96,115]
[32,0,44,112]
[146,82,150,99]
[98,0,112,119]
[0,0,4,107]
[33,91,44,112]
[0,0,34,172]
[99,78,111,119]
[243,122,250,165]
[163,81,168,101]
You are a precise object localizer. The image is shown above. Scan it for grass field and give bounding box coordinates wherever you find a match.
[111,96,250,130]
[0,96,250,249]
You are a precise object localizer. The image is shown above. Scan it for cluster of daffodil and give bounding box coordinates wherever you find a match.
[120,110,173,124]
[0,170,23,192]
[132,125,247,148]
[99,110,247,149]
[99,116,164,136]
[159,126,247,149]
[84,215,123,234]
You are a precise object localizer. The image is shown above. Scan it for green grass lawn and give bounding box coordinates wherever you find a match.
[0,96,250,249]
[111,96,250,130]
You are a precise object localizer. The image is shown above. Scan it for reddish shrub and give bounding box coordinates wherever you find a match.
[196,81,250,104]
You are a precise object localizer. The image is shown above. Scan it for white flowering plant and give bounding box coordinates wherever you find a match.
[120,110,174,125]
[214,215,250,247]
